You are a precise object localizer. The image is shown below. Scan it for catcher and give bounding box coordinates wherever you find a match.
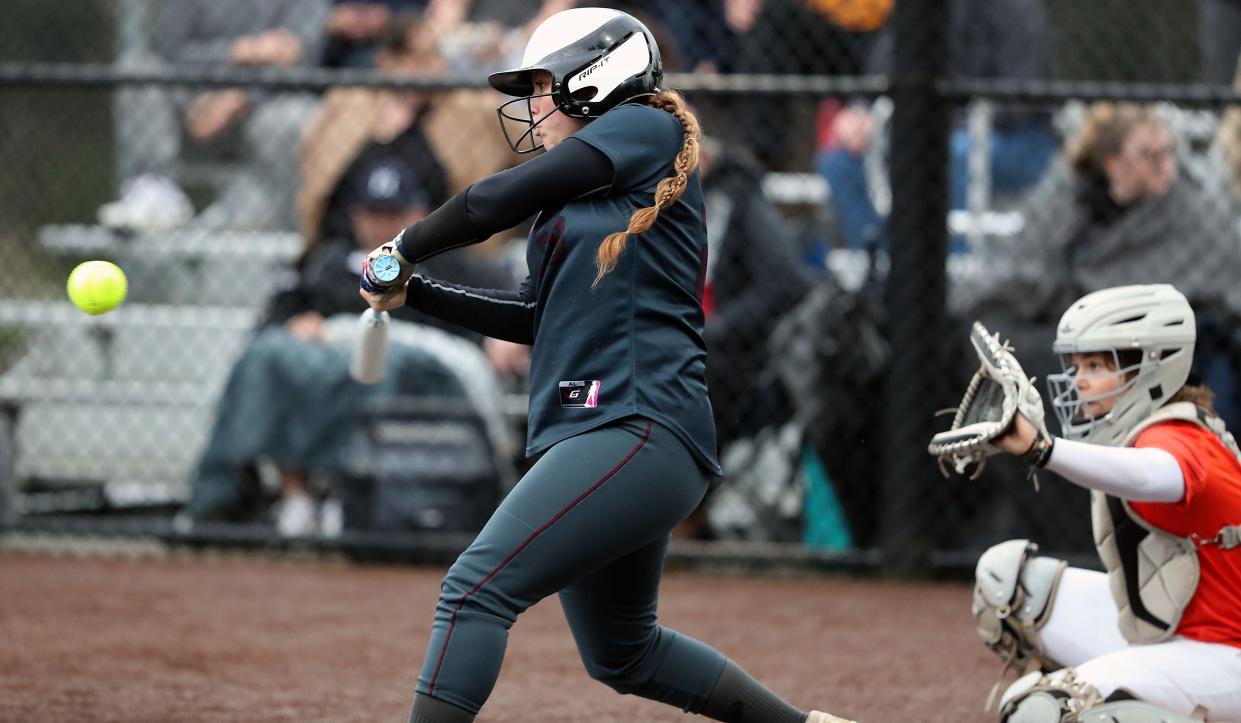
[930,284,1241,722]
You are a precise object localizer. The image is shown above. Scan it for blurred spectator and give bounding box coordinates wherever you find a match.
[954,103,1241,327]
[106,0,329,231]
[299,10,520,255]
[699,137,815,449]
[424,0,574,74]
[1212,54,1241,203]
[321,0,428,68]
[689,136,823,545]
[817,0,1058,253]
[186,155,517,535]
[1200,0,1241,86]
[764,274,887,548]
[725,0,884,168]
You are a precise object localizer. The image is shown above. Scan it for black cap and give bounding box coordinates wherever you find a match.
[355,158,428,212]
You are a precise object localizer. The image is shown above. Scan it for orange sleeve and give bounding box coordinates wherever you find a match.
[1131,422,1208,529]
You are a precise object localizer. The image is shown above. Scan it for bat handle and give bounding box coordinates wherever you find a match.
[350,308,390,385]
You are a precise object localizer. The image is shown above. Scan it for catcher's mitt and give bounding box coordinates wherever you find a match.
[928,321,1050,480]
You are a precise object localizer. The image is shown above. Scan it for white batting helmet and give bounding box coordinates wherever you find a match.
[1046,284,1195,446]
[488,8,662,153]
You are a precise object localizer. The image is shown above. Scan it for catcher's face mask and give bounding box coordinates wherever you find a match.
[1047,350,1142,440]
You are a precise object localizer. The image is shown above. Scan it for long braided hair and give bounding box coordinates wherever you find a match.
[592,90,702,288]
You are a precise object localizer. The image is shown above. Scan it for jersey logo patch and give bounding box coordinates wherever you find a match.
[559,380,600,408]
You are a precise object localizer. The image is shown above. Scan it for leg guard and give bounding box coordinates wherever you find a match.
[999,669,1104,722]
[999,669,1206,723]
[974,539,1068,673]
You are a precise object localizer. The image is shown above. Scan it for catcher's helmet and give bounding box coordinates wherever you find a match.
[1046,284,1195,446]
[488,8,663,153]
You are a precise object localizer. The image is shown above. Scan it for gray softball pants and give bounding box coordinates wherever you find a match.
[413,417,726,715]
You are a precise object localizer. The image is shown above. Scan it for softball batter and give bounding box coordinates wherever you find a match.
[359,8,851,723]
[971,285,1241,721]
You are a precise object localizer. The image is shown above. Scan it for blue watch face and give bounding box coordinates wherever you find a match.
[371,255,401,283]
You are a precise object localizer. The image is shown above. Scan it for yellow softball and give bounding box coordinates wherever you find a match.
[67,260,128,316]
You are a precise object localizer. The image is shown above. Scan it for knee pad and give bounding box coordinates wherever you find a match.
[999,670,1205,723]
[999,668,1104,722]
[974,539,1067,673]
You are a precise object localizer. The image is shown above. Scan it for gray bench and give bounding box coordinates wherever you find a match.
[0,301,255,510]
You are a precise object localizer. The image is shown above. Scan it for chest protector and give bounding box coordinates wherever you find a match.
[1091,402,1241,644]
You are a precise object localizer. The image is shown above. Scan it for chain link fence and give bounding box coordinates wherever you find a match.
[2,0,1239,573]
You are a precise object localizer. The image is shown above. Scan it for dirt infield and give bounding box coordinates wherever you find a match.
[0,552,999,722]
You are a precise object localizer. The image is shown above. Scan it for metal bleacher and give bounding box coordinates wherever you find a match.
[0,226,298,514]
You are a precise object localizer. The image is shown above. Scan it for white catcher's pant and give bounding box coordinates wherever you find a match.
[1039,568,1241,721]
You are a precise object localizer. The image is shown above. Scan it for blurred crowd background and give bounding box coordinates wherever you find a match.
[2,0,1240,573]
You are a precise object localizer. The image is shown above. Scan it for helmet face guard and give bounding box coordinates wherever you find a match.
[488,10,662,153]
[496,93,552,154]
[1046,350,1144,442]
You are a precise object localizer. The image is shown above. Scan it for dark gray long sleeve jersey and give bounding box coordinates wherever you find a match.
[396,105,721,472]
